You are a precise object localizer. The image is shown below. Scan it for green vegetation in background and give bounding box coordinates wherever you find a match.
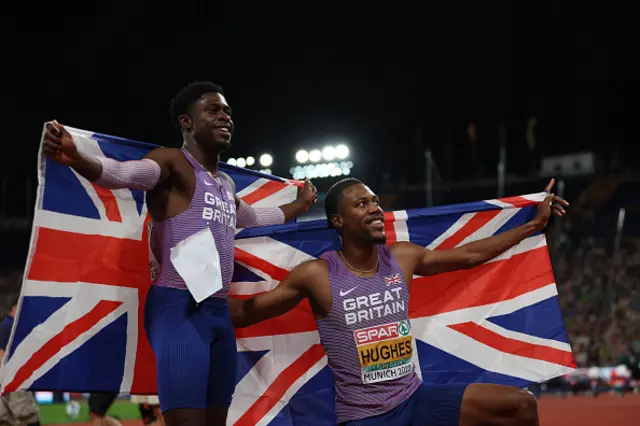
[38,400,141,424]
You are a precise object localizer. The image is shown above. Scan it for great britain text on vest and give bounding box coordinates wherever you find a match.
[342,287,406,325]
[202,191,236,228]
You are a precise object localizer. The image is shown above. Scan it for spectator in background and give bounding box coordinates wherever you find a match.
[0,295,17,360]
[0,294,42,426]
[0,271,21,320]
[553,231,640,368]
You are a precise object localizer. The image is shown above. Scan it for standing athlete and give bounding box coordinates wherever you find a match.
[1,296,42,426]
[42,81,317,426]
[230,177,568,425]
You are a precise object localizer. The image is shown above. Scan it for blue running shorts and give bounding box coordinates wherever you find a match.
[144,285,237,412]
[342,383,468,426]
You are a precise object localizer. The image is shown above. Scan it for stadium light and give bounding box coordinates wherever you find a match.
[289,144,352,179]
[227,158,237,166]
[289,160,354,180]
[309,149,322,162]
[236,157,246,168]
[260,168,272,174]
[259,153,273,167]
[335,144,349,159]
[295,150,309,164]
[246,156,255,166]
[322,146,336,161]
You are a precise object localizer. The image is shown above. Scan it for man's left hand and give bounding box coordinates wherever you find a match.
[297,178,318,210]
[531,178,569,231]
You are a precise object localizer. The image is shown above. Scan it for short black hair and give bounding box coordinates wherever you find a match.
[169,81,224,129]
[324,178,363,229]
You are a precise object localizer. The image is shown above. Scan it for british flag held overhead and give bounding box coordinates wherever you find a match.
[1,124,575,425]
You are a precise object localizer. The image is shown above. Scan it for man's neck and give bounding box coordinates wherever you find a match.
[340,239,378,271]
[183,136,220,174]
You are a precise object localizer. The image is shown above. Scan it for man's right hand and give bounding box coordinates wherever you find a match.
[43,121,81,166]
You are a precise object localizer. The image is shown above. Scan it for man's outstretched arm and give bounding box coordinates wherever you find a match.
[229,260,324,327]
[395,191,568,277]
[43,121,175,191]
[220,173,317,228]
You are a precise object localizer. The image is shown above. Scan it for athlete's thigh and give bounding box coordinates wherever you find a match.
[410,383,467,426]
[145,286,214,411]
[205,300,237,410]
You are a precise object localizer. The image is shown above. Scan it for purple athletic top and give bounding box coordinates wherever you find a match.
[315,245,421,422]
[150,149,236,298]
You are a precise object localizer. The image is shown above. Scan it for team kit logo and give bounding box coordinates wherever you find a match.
[353,320,414,384]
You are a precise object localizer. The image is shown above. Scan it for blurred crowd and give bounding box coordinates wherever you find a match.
[549,171,640,373]
[553,234,640,367]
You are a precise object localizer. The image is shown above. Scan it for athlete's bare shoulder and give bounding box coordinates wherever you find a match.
[388,241,424,287]
[290,258,329,289]
[141,147,186,176]
[303,258,329,274]
[143,148,194,217]
[143,146,184,161]
[389,241,423,267]
[291,258,332,317]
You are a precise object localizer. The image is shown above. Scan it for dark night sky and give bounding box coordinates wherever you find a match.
[1,3,636,187]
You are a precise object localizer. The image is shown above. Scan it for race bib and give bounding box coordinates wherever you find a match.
[354,320,414,384]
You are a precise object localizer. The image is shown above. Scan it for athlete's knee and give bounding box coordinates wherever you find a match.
[461,384,538,426]
[511,388,538,425]
[163,408,206,426]
[205,406,229,426]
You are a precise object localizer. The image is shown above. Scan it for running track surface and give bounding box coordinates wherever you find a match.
[55,394,640,426]
[537,393,639,425]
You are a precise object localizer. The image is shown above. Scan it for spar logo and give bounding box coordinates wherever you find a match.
[354,320,411,346]
[398,320,410,337]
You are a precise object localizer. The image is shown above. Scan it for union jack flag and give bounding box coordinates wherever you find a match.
[0,125,575,425]
[384,273,403,286]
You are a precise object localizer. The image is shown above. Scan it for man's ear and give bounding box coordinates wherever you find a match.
[331,214,343,231]
[178,114,193,131]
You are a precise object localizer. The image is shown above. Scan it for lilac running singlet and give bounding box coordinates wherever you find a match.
[316,245,421,423]
[150,149,236,298]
